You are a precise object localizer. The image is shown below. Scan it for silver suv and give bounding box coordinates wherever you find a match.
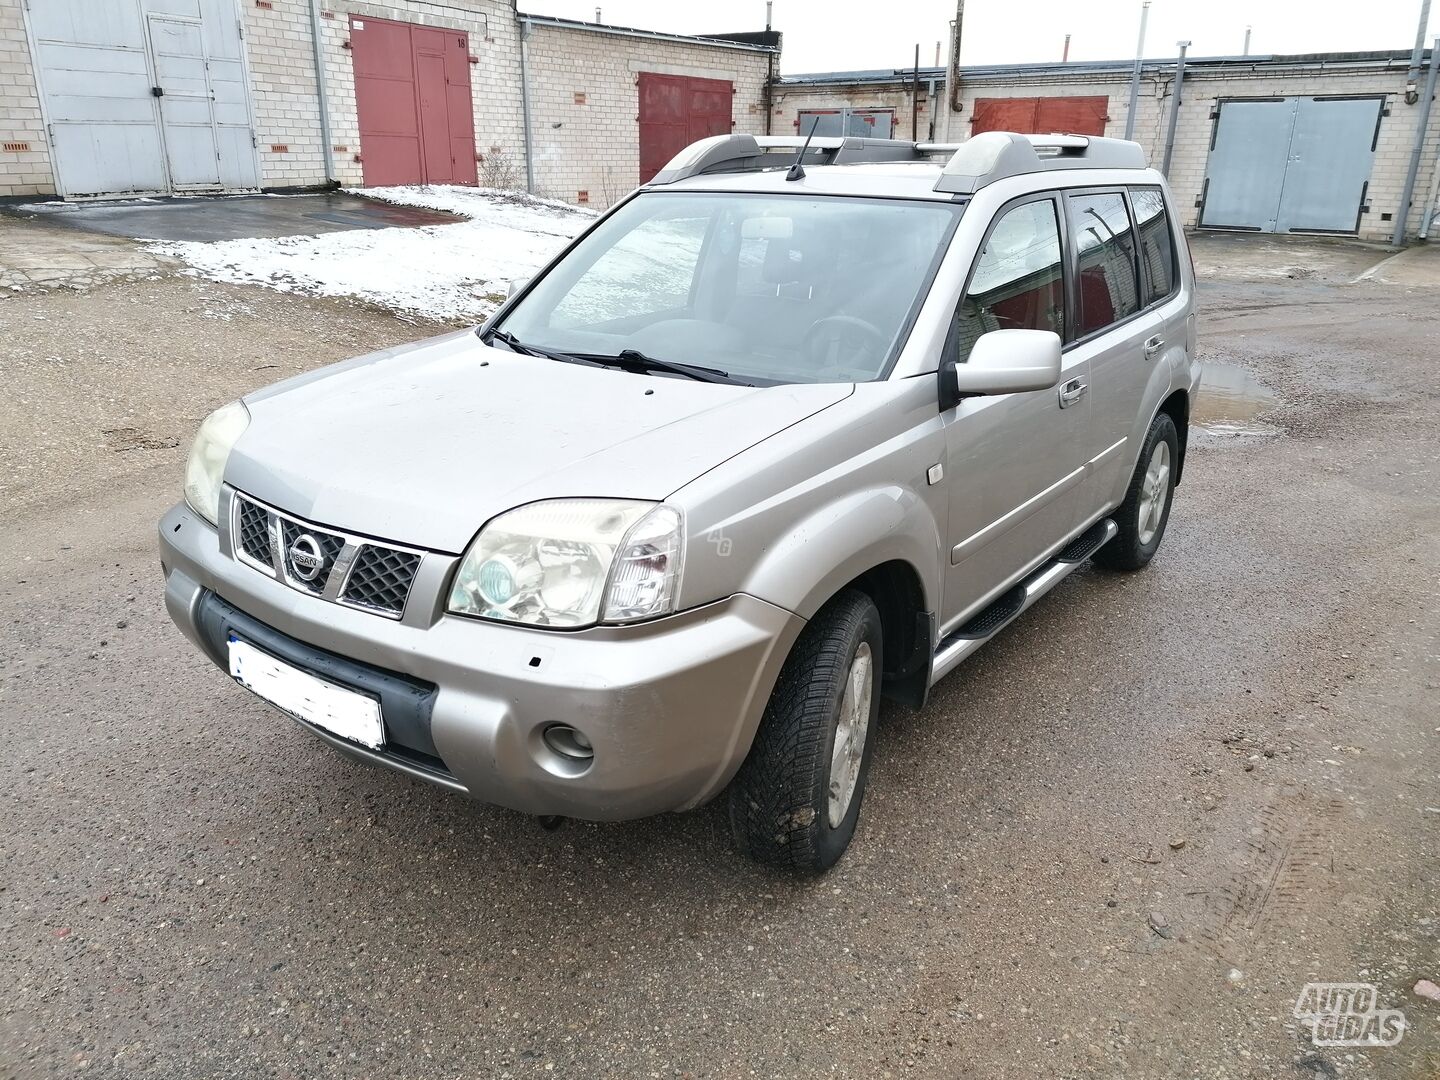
[160,131,1197,874]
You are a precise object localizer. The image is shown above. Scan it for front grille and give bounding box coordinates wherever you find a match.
[278,519,346,595]
[343,546,423,615]
[237,500,272,564]
[231,492,426,620]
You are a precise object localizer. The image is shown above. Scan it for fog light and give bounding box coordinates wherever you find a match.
[543,724,594,761]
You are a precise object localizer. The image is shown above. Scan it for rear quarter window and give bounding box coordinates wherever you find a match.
[1131,186,1178,305]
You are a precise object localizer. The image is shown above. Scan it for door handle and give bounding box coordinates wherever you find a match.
[1058,379,1087,409]
[1144,334,1165,358]
[151,86,165,97]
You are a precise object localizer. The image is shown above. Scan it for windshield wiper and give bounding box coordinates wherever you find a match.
[579,349,742,385]
[481,327,540,356]
[481,328,603,368]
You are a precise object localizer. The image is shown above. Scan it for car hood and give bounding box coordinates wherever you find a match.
[226,330,852,553]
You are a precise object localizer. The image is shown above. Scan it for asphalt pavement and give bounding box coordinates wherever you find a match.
[2,243,1437,1078]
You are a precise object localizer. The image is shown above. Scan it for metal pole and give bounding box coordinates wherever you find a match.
[1416,114,1440,239]
[1406,0,1433,103]
[1243,25,1251,56]
[1161,42,1190,176]
[307,0,335,184]
[1124,1,1151,140]
[1394,37,1440,245]
[1063,33,1071,62]
[518,20,535,193]
[948,0,964,111]
[912,43,920,142]
[763,1,775,136]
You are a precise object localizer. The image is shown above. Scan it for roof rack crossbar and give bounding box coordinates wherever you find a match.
[646,131,1147,191]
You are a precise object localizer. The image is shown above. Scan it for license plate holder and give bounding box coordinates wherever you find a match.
[227,635,385,749]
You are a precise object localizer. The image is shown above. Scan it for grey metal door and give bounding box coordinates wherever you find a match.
[1200,96,1383,234]
[25,2,170,197]
[25,0,259,198]
[148,15,221,189]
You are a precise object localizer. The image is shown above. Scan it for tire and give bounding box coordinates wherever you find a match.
[1094,411,1179,572]
[728,590,883,875]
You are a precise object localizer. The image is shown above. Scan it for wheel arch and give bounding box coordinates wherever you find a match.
[1157,388,1190,485]
[841,560,933,710]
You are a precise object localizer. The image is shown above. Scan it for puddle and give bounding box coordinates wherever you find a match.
[1192,362,1279,436]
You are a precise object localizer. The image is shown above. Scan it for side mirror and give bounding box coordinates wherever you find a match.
[506,277,530,298]
[947,329,1062,402]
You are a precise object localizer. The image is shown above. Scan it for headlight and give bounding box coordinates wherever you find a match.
[183,401,249,526]
[448,499,684,628]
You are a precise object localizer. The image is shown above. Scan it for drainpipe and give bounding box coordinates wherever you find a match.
[1160,41,1189,177]
[308,0,336,184]
[1405,0,1433,104]
[911,43,920,142]
[519,18,536,193]
[1123,1,1150,140]
[1394,37,1440,246]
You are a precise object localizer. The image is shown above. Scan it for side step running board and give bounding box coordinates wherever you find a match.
[929,519,1117,686]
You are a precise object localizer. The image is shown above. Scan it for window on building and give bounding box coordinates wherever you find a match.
[1066,192,1140,337]
[949,198,1066,364]
[1130,186,1177,305]
[797,108,895,139]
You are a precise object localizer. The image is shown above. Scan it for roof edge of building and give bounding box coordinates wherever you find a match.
[779,48,1432,86]
[518,13,778,53]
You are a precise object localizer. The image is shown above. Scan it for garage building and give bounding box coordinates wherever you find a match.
[773,49,1440,243]
[0,0,776,206]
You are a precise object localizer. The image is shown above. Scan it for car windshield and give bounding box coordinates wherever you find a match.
[495,191,962,385]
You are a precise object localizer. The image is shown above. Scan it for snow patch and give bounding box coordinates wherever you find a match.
[147,186,596,322]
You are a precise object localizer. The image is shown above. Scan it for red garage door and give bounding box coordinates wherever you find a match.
[638,73,733,184]
[971,96,1109,137]
[350,15,477,187]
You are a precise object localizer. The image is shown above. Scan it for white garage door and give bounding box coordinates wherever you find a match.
[26,0,260,198]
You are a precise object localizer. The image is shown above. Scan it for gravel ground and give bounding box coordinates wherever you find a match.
[2,260,1438,1079]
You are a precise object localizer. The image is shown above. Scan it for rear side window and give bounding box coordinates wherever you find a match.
[950,198,1065,364]
[1066,192,1140,337]
[1131,186,1177,304]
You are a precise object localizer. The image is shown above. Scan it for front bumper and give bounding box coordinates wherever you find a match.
[159,501,802,820]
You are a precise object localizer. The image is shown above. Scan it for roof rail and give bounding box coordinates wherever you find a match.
[934,132,1146,194]
[647,134,954,185]
[646,130,1148,192]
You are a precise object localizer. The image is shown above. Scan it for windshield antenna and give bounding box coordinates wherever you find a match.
[786,116,821,181]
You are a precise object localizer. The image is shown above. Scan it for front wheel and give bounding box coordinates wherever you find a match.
[727,590,883,875]
[1094,411,1179,572]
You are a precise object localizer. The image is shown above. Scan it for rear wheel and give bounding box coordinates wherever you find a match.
[1094,412,1179,572]
[728,590,882,875]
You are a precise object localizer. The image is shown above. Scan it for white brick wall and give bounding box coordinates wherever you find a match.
[0,0,54,197]
[523,23,772,206]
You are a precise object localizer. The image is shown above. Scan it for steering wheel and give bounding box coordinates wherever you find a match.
[804,315,888,375]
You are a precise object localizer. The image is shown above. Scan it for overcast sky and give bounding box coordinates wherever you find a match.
[523,0,1438,74]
